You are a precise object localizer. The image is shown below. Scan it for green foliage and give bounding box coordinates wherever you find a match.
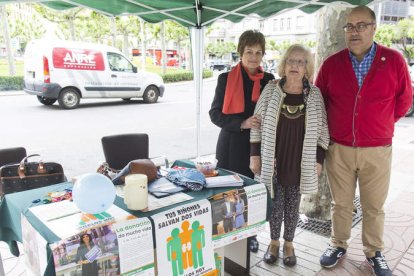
[0,76,24,91]
[206,41,236,58]
[161,70,213,83]
[375,24,396,47]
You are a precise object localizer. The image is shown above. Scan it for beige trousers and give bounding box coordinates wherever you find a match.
[326,143,392,258]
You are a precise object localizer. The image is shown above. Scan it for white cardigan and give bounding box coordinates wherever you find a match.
[250,82,329,198]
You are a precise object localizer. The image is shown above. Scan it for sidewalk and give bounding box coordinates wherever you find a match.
[1,120,414,275]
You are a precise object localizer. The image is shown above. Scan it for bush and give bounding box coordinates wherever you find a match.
[0,70,214,91]
[161,70,213,83]
[0,76,24,91]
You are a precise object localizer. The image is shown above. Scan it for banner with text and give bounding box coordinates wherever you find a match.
[152,199,215,276]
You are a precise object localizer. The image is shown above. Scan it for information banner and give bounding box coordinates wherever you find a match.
[209,184,267,249]
[152,199,215,276]
[113,218,155,275]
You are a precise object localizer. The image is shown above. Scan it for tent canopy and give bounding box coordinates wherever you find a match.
[1,0,373,27]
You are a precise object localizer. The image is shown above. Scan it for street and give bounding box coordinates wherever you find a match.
[0,75,221,178]
[1,75,414,181]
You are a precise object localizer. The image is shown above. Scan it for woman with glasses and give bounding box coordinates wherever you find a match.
[250,44,329,266]
[76,233,99,275]
[209,30,275,252]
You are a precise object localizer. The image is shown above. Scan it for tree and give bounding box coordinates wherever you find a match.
[393,17,414,62]
[300,6,350,221]
[206,41,236,59]
[76,11,111,44]
[164,20,189,66]
[0,6,15,76]
[33,4,83,40]
[115,16,141,56]
[375,24,396,47]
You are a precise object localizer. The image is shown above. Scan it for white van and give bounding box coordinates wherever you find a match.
[24,39,165,109]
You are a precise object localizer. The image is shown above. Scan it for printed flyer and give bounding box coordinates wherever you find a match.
[29,200,133,238]
[113,218,155,275]
[209,184,267,249]
[50,217,155,276]
[21,215,48,276]
[152,199,215,276]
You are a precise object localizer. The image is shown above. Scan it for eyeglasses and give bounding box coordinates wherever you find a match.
[343,22,376,33]
[286,58,307,67]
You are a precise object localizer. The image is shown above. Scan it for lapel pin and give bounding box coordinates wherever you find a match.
[381,57,386,61]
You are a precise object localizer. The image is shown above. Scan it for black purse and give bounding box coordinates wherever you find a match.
[0,154,65,197]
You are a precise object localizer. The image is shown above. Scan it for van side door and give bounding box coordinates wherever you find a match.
[107,52,142,98]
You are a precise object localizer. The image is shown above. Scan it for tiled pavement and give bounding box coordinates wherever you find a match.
[2,121,414,275]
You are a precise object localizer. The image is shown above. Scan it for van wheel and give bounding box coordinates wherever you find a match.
[37,96,56,105]
[143,85,159,103]
[58,88,80,109]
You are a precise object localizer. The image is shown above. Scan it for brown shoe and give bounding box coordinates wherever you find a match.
[283,241,297,266]
[263,240,279,265]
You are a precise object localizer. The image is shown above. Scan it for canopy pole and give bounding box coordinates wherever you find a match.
[191,27,204,158]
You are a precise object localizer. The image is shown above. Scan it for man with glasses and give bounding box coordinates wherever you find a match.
[316,6,412,276]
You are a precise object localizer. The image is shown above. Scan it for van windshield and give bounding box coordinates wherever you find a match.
[108,52,134,73]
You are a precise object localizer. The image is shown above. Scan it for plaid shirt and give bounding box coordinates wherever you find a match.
[349,43,377,88]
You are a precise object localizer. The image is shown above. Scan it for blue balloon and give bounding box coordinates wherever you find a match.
[73,173,116,214]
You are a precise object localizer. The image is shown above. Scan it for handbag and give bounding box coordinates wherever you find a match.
[0,154,65,197]
[112,159,158,185]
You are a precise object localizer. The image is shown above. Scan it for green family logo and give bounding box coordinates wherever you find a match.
[167,220,206,276]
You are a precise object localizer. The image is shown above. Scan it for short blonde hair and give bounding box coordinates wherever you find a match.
[278,44,314,80]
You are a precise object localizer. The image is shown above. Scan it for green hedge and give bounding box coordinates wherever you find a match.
[0,70,213,91]
[0,76,24,91]
[161,70,213,83]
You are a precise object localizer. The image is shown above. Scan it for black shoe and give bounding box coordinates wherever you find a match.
[320,246,346,268]
[263,243,279,265]
[366,251,392,276]
[283,244,297,266]
[250,237,259,253]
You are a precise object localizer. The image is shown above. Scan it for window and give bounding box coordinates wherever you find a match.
[107,52,134,72]
[281,18,285,31]
[296,16,304,30]
[287,18,291,30]
[273,19,278,31]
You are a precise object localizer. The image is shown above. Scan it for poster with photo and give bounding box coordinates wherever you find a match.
[152,199,215,276]
[50,217,154,276]
[50,223,120,276]
[209,184,267,249]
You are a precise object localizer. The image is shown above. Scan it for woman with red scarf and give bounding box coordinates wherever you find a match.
[209,30,274,252]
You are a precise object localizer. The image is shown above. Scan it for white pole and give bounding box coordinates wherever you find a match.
[191,27,204,158]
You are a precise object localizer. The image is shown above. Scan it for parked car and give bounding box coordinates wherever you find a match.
[405,80,414,117]
[24,39,165,109]
[207,60,231,71]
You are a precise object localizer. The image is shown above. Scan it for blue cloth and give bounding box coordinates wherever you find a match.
[349,43,376,88]
[166,169,206,191]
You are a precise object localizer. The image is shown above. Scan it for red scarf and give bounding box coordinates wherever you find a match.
[222,62,264,114]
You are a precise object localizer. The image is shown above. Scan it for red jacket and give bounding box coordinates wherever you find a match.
[315,44,412,147]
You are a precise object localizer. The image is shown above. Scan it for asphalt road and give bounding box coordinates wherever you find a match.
[0,75,221,179]
[1,75,414,180]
